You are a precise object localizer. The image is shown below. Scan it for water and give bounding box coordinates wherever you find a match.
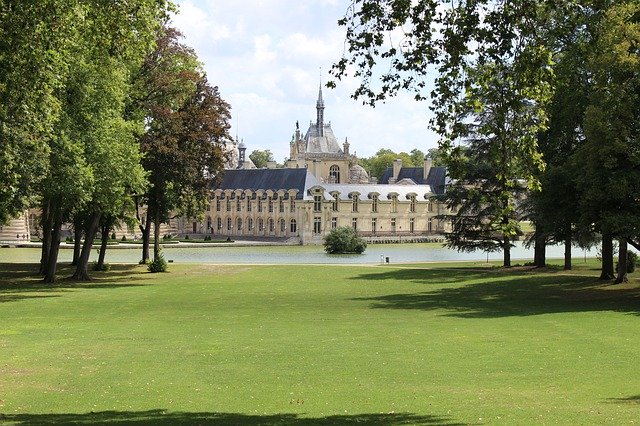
[1,242,597,265]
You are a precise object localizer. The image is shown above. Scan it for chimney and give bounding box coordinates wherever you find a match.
[392,158,402,181]
[423,155,432,183]
[266,161,277,169]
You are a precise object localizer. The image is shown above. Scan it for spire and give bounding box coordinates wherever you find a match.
[316,80,325,137]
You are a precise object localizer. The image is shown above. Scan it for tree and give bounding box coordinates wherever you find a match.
[323,226,367,254]
[249,149,274,169]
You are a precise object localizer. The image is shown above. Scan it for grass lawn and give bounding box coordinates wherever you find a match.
[1,259,639,424]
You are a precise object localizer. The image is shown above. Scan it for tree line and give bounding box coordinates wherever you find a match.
[330,0,640,282]
[0,1,232,282]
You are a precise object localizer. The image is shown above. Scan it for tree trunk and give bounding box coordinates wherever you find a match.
[153,215,161,260]
[534,231,546,268]
[71,212,101,281]
[39,200,52,275]
[600,232,615,280]
[96,224,109,270]
[140,218,150,263]
[614,238,628,284]
[503,236,511,267]
[72,222,82,266]
[43,209,62,284]
[564,231,572,271]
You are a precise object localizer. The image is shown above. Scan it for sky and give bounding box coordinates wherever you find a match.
[170,0,440,162]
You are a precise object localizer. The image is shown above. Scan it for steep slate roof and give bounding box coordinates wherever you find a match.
[214,168,318,199]
[312,183,435,201]
[304,123,342,154]
[379,166,447,195]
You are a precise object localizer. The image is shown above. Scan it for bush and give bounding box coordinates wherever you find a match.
[111,232,116,240]
[163,234,173,240]
[204,235,211,241]
[323,226,367,254]
[121,235,127,242]
[92,261,111,271]
[148,253,168,273]
[184,234,190,240]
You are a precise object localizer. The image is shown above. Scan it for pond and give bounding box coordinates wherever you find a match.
[0,242,597,265]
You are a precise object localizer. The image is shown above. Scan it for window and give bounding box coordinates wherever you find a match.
[410,195,416,213]
[352,218,357,230]
[217,217,222,231]
[428,200,433,213]
[258,218,264,231]
[226,217,232,231]
[329,165,340,183]
[352,194,359,213]
[269,219,274,232]
[371,218,377,235]
[248,217,254,230]
[268,197,273,213]
[279,199,284,213]
[216,198,221,212]
[236,198,241,212]
[314,217,322,234]
[247,197,252,212]
[391,218,397,233]
[313,195,322,212]
[290,219,297,233]
[391,195,398,213]
[332,193,339,211]
[206,217,211,230]
[331,217,337,229]
[280,218,286,232]
[410,218,415,233]
[226,198,231,212]
[257,198,263,213]
[371,195,378,213]
[428,218,433,233]
[290,198,296,212]
[237,217,242,230]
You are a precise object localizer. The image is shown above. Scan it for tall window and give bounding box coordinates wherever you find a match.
[428,200,433,212]
[258,218,264,231]
[216,198,221,212]
[314,217,322,234]
[329,165,340,183]
[290,198,296,212]
[257,198,263,213]
[247,197,252,212]
[410,218,415,233]
[237,217,242,231]
[248,217,254,230]
[206,217,211,230]
[279,199,285,213]
[226,198,231,212]
[371,218,377,235]
[331,217,337,229]
[290,219,297,233]
[352,194,359,213]
[428,218,433,232]
[391,195,398,213]
[409,195,416,213]
[352,218,357,230]
[280,218,286,232]
[391,218,397,233]
[332,193,339,211]
[226,217,232,231]
[268,197,273,213]
[269,218,274,232]
[236,198,241,212]
[217,217,222,231]
[371,195,378,213]
[313,195,322,212]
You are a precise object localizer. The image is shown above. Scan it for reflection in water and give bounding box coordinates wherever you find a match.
[3,242,595,265]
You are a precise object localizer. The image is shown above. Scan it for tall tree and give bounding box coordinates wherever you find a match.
[249,149,274,169]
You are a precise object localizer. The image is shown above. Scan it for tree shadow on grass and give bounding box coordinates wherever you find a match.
[606,395,640,404]
[0,263,151,304]
[350,267,640,318]
[0,410,463,425]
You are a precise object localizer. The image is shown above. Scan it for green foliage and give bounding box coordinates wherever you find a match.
[616,251,637,274]
[92,261,111,272]
[111,232,116,240]
[323,226,367,254]
[148,253,167,273]
[121,235,127,242]
[249,149,274,168]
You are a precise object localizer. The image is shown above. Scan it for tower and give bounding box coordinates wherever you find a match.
[316,83,324,137]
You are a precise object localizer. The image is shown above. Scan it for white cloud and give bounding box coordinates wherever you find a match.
[171,0,440,162]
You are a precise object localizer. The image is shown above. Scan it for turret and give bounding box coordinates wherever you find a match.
[316,83,324,137]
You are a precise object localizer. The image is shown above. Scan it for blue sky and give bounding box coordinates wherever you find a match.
[171,0,440,162]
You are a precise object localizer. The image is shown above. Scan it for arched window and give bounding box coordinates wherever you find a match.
[226,217,232,231]
[237,217,242,230]
[258,218,264,231]
[352,194,359,213]
[217,217,222,231]
[280,218,286,232]
[248,217,254,230]
[290,219,297,233]
[329,165,340,183]
[269,218,275,232]
[206,217,211,230]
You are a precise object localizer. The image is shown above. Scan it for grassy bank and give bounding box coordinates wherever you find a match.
[1,261,639,424]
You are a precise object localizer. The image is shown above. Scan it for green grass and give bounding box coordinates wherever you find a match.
[1,260,639,424]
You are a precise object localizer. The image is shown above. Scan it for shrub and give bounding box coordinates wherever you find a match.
[148,253,168,273]
[121,235,127,242]
[111,232,116,240]
[323,226,367,254]
[163,234,173,240]
[204,235,211,241]
[184,234,190,240]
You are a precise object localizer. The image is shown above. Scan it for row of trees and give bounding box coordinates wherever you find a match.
[0,2,232,282]
[358,147,444,180]
[331,1,639,282]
